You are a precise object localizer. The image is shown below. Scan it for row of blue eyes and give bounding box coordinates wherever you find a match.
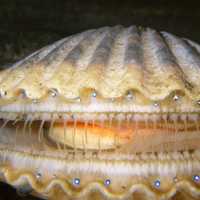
[73,178,111,186]
[36,173,200,188]
[154,175,200,188]
[72,175,200,188]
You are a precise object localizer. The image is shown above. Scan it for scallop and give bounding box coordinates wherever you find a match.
[0,25,200,200]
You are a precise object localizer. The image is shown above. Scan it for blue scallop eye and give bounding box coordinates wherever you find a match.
[173,177,178,183]
[154,180,161,188]
[104,179,111,186]
[91,91,97,97]
[193,175,200,182]
[73,178,80,185]
[36,172,42,179]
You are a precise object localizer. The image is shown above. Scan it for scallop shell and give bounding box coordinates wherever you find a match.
[0,25,200,200]
[1,25,200,101]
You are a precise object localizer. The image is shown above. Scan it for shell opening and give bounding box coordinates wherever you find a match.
[0,112,200,153]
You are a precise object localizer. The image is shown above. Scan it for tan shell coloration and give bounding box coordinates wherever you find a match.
[2,149,200,200]
[0,25,200,200]
[1,25,200,102]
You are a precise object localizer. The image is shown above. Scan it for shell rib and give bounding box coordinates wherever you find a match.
[0,25,200,101]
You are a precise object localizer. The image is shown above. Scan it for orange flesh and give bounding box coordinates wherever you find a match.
[52,119,199,137]
[53,121,133,139]
[47,119,200,152]
[1,118,200,152]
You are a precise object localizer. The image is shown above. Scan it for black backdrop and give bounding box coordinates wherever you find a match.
[0,0,200,199]
[1,0,200,67]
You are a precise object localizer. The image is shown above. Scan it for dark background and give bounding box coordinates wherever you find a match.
[0,0,200,199]
[1,0,200,67]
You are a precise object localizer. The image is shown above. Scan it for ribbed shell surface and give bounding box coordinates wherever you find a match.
[1,25,200,100]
